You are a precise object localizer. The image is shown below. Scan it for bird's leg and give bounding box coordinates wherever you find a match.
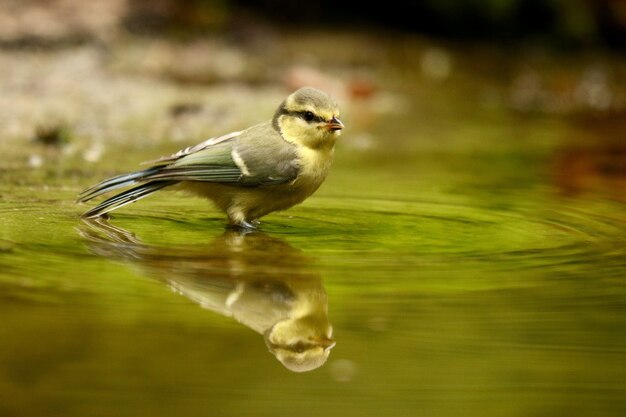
[226,205,260,230]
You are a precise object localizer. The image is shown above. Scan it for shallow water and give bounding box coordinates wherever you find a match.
[1,44,626,416]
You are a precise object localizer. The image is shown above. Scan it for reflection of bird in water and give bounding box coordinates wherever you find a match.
[79,217,335,372]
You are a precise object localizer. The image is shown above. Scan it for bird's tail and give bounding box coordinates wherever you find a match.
[78,167,162,202]
[80,180,178,218]
[78,167,178,218]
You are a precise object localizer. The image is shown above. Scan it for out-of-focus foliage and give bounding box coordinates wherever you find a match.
[235,0,624,49]
[0,0,624,49]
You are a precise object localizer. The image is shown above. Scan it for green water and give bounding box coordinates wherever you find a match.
[1,46,626,416]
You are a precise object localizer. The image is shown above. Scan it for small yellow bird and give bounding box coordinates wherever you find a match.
[78,87,343,228]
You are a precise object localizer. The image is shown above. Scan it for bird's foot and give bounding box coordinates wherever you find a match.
[240,220,257,229]
[227,219,258,232]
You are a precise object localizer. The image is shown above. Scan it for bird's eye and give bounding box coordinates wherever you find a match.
[303,111,315,122]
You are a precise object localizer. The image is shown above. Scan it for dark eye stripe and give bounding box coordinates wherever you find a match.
[281,108,325,123]
[301,111,324,123]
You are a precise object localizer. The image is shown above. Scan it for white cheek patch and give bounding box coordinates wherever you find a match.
[231,149,251,176]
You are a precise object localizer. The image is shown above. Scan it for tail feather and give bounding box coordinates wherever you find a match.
[78,167,162,203]
[81,180,177,218]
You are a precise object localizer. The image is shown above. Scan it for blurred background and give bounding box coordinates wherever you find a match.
[2,0,626,48]
[1,2,626,417]
[0,0,624,180]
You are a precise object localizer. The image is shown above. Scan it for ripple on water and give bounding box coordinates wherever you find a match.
[3,192,625,285]
[279,196,626,277]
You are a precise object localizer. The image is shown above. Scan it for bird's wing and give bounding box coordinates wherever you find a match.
[228,121,300,186]
[78,123,300,217]
[142,130,243,166]
[148,121,300,186]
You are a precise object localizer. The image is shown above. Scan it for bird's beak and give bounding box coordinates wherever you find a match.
[326,116,344,132]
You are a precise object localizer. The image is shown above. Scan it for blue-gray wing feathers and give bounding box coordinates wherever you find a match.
[78,122,299,218]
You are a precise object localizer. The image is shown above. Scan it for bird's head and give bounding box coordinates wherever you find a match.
[273,87,343,150]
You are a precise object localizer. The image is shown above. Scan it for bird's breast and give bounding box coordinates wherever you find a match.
[293,147,334,190]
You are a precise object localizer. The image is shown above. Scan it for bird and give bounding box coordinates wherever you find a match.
[78,87,344,229]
